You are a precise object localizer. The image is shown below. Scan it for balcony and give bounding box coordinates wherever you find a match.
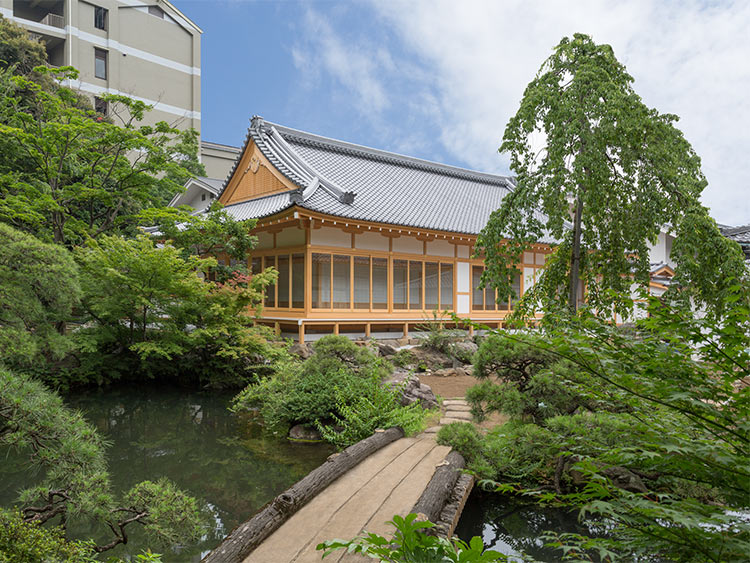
[13,1,65,28]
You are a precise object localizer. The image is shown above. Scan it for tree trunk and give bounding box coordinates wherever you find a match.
[204,427,404,563]
[568,195,584,312]
[411,450,465,533]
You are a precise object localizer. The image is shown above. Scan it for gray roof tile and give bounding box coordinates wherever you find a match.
[218,117,556,242]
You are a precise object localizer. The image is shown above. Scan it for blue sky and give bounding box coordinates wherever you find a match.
[177,0,750,226]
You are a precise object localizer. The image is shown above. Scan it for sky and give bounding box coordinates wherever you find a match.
[177,0,750,226]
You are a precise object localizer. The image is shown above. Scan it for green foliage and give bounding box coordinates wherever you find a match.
[476,293,750,561]
[0,65,199,247]
[668,207,750,321]
[392,348,416,368]
[73,234,281,388]
[0,224,80,370]
[0,508,97,562]
[469,335,588,423]
[233,336,426,447]
[418,313,472,362]
[0,16,47,75]
[138,202,259,282]
[317,513,506,562]
[0,368,205,554]
[317,384,427,449]
[477,33,705,316]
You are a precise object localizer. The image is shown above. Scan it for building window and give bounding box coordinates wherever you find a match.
[93,96,107,116]
[312,253,331,309]
[201,193,206,201]
[471,265,521,311]
[263,256,276,308]
[94,6,108,30]
[94,48,107,79]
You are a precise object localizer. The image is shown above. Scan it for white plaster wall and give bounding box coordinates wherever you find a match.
[456,262,471,293]
[649,232,667,264]
[311,226,351,248]
[523,267,535,294]
[426,239,454,257]
[255,232,274,250]
[276,226,305,248]
[392,236,423,255]
[457,246,470,258]
[456,294,470,314]
[355,231,389,251]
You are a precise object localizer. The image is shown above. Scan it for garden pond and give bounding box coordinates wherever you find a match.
[0,386,333,561]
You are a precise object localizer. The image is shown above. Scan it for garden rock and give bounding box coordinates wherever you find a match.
[289,343,312,359]
[386,370,438,410]
[450,341,478,362]
[288,424,323,442]
[378,343,397,357]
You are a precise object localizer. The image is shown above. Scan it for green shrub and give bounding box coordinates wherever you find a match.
[392,348,415,368]
[469,334,589,423]
[0,508,97,562]
[233,335,424,447]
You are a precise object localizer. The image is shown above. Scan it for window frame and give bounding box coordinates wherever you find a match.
[94,48,107,80]
[94,6,108,31]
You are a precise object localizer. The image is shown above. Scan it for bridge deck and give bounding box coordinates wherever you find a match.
[244,434,451,563]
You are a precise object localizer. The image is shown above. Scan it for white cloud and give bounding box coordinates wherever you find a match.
[291,9,391,116]
[298,0,749,225]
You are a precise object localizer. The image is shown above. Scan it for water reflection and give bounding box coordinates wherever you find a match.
[0,386,333,561]
[456,490,602,563]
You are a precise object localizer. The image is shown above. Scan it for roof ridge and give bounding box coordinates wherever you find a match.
[265,121,513,188]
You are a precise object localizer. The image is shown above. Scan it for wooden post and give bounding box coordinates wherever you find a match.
[403,322,409,341]
[298,323,305,345]
[333,323,339,335]
[468,324,474,337]
[365,323,371,339]
[274,322,281,337]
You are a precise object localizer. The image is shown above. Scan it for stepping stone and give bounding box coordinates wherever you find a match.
[445,405,472,412]
[443,411,473,421]
[423,426,441,434]
[440,417,472,425]
[443,400,468,406]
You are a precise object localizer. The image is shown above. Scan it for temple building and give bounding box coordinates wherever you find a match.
[215,117,554,342]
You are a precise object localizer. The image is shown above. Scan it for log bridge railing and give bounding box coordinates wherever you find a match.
[204,427,404,563]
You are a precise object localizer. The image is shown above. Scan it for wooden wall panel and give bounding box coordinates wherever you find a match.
[219,141,298,205]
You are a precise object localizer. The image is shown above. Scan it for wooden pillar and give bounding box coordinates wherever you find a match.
[365,323,371,339]
[298,323,305,345]
[468,324,474,337]
[333,323,339,335]
[403,322,409,340]
[274,322,280,337]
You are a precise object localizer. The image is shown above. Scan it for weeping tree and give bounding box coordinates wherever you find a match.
[477,33,706,317]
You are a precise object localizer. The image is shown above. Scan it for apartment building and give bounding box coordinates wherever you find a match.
[1,0,201,133]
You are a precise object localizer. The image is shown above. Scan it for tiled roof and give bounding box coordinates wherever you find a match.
[218,117,555,242]
[721,224,750,245]
[196,176,224,195]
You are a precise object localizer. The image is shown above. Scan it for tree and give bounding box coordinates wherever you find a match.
[0,224,80,371]
[0,367,205,553]
[74,234,280,387]
[0,65,199,247]
[444,293,750,562]
[477,34,705,316]
[138,202,260,281]
[0,16,47,75]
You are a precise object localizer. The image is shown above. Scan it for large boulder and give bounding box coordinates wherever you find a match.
[386,370,438,410]
[377,343,398,357]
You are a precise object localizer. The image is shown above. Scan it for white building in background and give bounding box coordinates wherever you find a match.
[1,0,202,132]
